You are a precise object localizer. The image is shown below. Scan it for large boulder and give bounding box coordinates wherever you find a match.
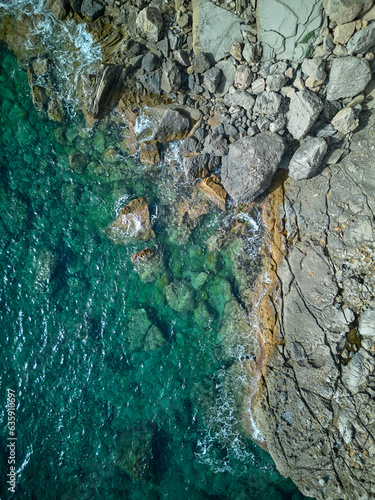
[106,197,155,243]
[221,132,285,202]
[161,60,182,94]
[81,0,104,21]
[288,136,328,180]
[152,108,190,143]
[326,57,372,101]
[192,0,243,62]
[164,281,195,313]
[322,0,373,24]
[287,90,323,140]
[136,7,163,43]
[87,64,125,119]
[347,22,375,54]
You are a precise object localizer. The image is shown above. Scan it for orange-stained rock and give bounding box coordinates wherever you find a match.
[198,174,227,210]
[131,247,155,263]
[140,140,161,165]
[106,196,155,243]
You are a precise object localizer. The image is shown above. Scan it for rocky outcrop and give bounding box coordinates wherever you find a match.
[87,64,126,119]
[106,197,155,244]
[253,110,375,500]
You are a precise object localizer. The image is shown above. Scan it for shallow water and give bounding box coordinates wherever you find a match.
[0,10,307,500]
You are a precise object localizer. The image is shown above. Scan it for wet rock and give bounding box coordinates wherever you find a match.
[288,136,328,180]
[183,153,212,180]
[49,0,70,20]
[152,108,190,143]
[221,132,285,203]
[87,64,124,119]
[131,248,165,283]
[140,70,162,95]
[81,0,104,21]
[287,90,324,140]
[69,152,88,174]
[31,85,48,110]
[322,0,373,24]
[192,52,211,74]
[192,0,243,62]
[347,22,375,54]
[326,57,372,101]
[140,140,161,165]
[47,98,66,123]
[136,7,163,43]
[331,107,359,134]
[164,281,195,313]
[161,60,181,93]
[203,67,222,93]
[253,91,282,116]
[198,174,227,209]
[301,58,325,81]
[224,89,255,111]
[235,65,253,90]
[106,197,155,243]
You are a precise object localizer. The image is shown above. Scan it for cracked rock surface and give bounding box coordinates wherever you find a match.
[253,110,375,500]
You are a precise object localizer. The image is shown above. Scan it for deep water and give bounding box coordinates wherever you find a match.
[0,33,306,500]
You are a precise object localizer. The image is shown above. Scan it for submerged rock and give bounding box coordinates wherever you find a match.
[131,247,165,283]
[221,132,285,203]
[164,281,195,313]
[115,427,154,481]
[106,197,155,244]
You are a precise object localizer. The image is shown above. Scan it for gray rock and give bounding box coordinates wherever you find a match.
[152,108,190,143]
[269,61,288,75]
[326,57,372,101]
[140,70,162,95]
[266,74,287,91]
[142,53,159,72]
[161,60,181,94]
[224,90,255,111]
[235,65,253,90]
[203,67,222,93]
[347,22,375,54]
[136,7,163,43]
[81,0,104,21]
[204,135,229,156]
[269,115,286,133]
[331,107,359,134]
[87,64,124,118]
[251,78,265,95]
[287,90,324,140]
[183,153,211,180]
[49,0,70,20]
[182,136,199,153]
[257,116,271,132]
[167,31,182,51]
[253,91,282,116]
[301,58,325,81]
[215,60,237,96]
[288,136,328,180]
[322,0,373,24]
[173,49,190,67]
[359,308,375,338]
[192,0,243,62]
[242,42,257,64]
[221,132,285,202]
[193,52,211,73]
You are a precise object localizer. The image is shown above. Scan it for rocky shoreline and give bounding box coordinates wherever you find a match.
[1,0,375,498]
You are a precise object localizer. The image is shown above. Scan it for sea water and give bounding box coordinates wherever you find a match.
[0,5,307,499]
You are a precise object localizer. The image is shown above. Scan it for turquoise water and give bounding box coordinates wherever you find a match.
[0,29,305,500]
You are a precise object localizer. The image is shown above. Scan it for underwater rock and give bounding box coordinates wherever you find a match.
[115,427,154,481]
[69,152,88,174]
[144,325,167,351]
[164,281,195,313]
[131,247,165,283]
[47,98,66,123]
[106,197,155,244]
[31,85,48,110]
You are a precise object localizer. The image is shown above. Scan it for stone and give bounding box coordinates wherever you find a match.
[221,132,285,202]
[140,140,161,165]
[326,57,372,101]
[193,52,211,73]
[132,249,165,283]
[331,107,360,134]
[69,152,88,174]
[333,43,348,56]
[322,0,373,24]
[323,33,335,52]
[183,153,212,180]
[47,98,66,123]
[164,281,195,313]
[266,74,286,91]
[141,53,160,72]
[288,136,328,180]
[87,64,124,119]
[235,65,253,90]
[106,197,155,243]
[287,90,324,140]
[192,0,244,62]
[140,71,162,95]
[253,91,282,116]
[49,0,70,20]
[359,308,375,338]
[131,247,155,263]
[161,60,182,93]
[152,108,190,143]
[230,41,243,61]
[173,49,190,66]
[81,0,104,21]
[198,174,227,209]
[224,90,255,111]
[215,60,237,96]
[251,78,265,95]
[203,67,222,93]
[333,21,356,44]
[243,42,257,64]
[347,22,375,54]
[301,58,325,81]
[31,85,48,110]
[136,7,163,43]
[177,13,190,28]
[115,427,153,480]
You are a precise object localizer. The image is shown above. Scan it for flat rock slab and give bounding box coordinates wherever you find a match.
[288,136,328,180]
[326,56,372,101]
[221,132,285,202]
[192,0,243,62]
[323,0,373,24]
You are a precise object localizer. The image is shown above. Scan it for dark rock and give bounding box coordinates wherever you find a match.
[156,38,169,58]
[183,153,211,180]
[141,52,159,72]
[49,0,70,20]
[161,60,181,94]
[140,140,161,165]
[152,108,190,143]
[31,85,48,110]
[69,152,88,174]
[182,136,199,153]
[173,49,190,67]
[140,70,162,95]
[193,52,212,74]
[87,64,125,119]
[204,135,229,156]
[221,132,285,202]
[288,136,328,180]
[81,0,104,21]
[167,31,182,51]
[47,98,66,123]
